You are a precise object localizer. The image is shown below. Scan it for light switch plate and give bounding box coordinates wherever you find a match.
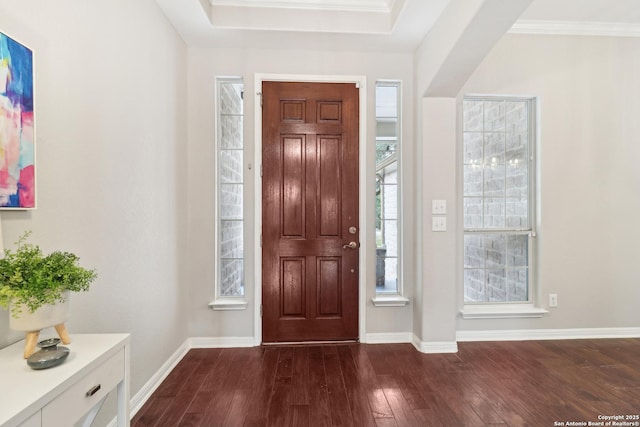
[432,216,447,232]
[432,199,447,215]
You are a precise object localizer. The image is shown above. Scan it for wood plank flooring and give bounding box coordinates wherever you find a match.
[132,339,640,426]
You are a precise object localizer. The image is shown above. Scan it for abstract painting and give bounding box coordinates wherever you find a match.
[0,32,35,209]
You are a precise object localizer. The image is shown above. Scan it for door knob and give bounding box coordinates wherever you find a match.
[343,241,358,249]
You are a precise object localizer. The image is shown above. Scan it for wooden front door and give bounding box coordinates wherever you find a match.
[262,81,359,343]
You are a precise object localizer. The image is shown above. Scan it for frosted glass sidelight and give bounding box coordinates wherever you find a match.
[217,78,245,298]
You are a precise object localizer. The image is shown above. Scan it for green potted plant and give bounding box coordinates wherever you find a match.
[0,231,97,357]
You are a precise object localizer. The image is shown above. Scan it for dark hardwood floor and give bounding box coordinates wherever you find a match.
[132,339,640,426]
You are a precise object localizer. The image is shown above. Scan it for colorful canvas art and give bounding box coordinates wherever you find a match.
[0,32,35,209]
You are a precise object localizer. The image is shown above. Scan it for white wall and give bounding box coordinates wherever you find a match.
[412,0,531,349]
[458,34,640,331]
[186,47,416,340]
[0,0,189,420]
[417,97,459,348]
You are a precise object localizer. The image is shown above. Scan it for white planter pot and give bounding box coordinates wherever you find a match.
[9,291,71,332]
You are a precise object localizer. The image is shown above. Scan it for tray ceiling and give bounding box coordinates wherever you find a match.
[156,0,640,51]
[206,0,408,34]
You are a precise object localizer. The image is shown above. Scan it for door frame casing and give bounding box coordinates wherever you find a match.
[254,73,368,345]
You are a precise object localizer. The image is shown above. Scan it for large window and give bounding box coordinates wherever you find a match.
[463,96,535,303]
[375,81,401,295]
[216,78,244,298]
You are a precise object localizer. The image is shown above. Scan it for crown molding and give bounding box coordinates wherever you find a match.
[510,20,640,37]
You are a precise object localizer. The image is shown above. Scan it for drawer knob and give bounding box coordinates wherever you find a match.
[86,384,101,397]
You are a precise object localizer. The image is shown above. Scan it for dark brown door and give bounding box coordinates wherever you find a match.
[262,81,359,343]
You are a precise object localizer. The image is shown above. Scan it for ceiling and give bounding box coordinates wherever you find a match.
[155,0,640,51]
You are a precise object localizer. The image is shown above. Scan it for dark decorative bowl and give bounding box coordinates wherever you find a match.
[27,338,70,370]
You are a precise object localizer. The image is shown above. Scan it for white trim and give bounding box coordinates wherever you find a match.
[129,340,190,417]
[510,20,640,38]
[210,0,392,12]
[208,298,248,310]
[456,327,640,342]
[371,295,410,307]
[188,336,256,348]
[460,304,548,319]
[365,332,413,344]
[254,73,368,346]
[412,335,458,354]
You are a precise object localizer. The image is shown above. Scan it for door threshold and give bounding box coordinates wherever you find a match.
[261,339,359,346]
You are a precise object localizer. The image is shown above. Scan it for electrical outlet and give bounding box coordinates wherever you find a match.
[549,293,558,308]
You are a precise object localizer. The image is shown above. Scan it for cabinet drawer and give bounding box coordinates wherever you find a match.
[42,349,125,427]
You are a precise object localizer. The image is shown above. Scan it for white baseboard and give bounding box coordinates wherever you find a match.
[130,340,190,417]
[364,332,461,354]
[456,327,640,342]
[412,335,459,353]
[107,339,191,426]
[364,332,413,344]
[188,336,256,348]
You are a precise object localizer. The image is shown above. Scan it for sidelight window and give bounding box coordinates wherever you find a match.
[216,78,245,299]
[375,81,401,296]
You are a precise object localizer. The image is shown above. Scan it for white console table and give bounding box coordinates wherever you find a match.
[0,334,130,427]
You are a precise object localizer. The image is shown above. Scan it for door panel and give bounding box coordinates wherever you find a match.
[282,136,305,237]
[282,257,305,316]
[317,257,341,316]
[262,81,359,343]
[318,136,341,237]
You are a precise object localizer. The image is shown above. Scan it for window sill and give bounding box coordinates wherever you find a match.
[460,304,548,319]
[209,298,248,311]
[372,295,410,307]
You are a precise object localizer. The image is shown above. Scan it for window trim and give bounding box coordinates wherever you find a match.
[460,303,547,319]
[460,95,545,317]
[210,76,248,310]
[372,80,408,306]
